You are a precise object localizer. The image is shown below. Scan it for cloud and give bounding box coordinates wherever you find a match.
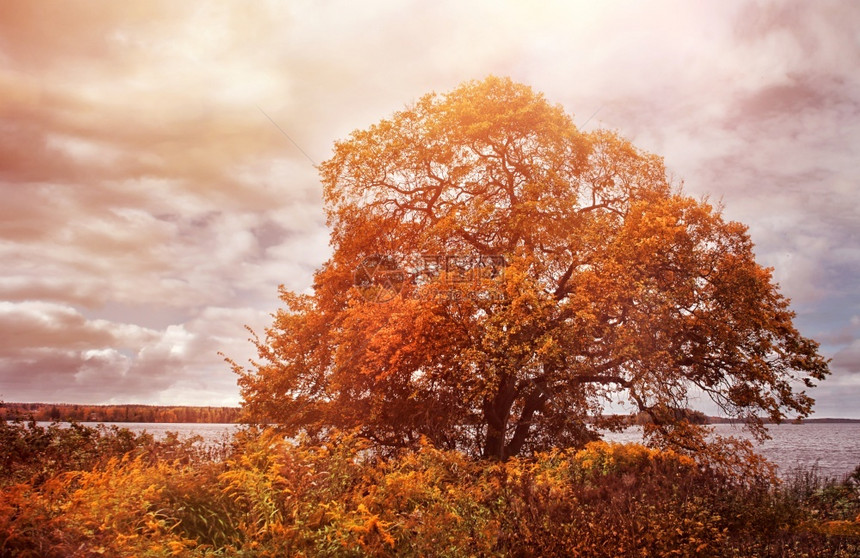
[0,301,156,354]
[0,1,858,414]
[0,300,270,405]
[832,340,860,376]
[0,301,158,403]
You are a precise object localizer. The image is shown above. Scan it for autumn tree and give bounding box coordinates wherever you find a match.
[234,77,829,460]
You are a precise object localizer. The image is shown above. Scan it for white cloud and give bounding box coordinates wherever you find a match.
[0,0,857,414]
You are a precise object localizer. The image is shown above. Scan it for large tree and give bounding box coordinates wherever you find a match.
[234,77,829,460]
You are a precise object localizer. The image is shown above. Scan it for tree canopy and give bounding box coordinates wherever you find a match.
[234,76,829,460]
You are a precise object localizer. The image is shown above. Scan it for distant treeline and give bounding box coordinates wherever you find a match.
[0,402,242,424]
[3,402,856,426]
[617,411,860,426]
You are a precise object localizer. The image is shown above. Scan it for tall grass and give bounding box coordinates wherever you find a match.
[1,418,858,557]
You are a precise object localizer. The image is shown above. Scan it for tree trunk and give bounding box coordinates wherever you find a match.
[482,375,517,460]
[504,383,547,458]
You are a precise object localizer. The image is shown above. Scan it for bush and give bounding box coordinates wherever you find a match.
[0,418,148,485]
[1,426,859,557]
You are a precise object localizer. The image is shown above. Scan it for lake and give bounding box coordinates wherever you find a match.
[601,422,860,480]
[44,421,860,480]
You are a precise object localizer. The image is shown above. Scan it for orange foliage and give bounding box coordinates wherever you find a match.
[233,76,828,460]
[1,426,858,556]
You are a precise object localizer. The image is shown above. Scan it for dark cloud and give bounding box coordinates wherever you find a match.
[0,302,154,354]
[833,341,860,375]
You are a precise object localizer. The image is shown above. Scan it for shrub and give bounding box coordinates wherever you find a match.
[2,425,859,557]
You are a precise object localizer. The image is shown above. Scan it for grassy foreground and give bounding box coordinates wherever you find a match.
[1,419,858,557]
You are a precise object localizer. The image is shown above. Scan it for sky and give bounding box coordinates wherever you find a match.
[0,1,858,417]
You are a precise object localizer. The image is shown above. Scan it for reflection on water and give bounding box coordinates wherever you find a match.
[41,421,860,479]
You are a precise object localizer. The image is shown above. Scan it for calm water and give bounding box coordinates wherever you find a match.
[37,421,239,446]
[92,422,240,443]
[42,421,860,479]
[601,423,860,479]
